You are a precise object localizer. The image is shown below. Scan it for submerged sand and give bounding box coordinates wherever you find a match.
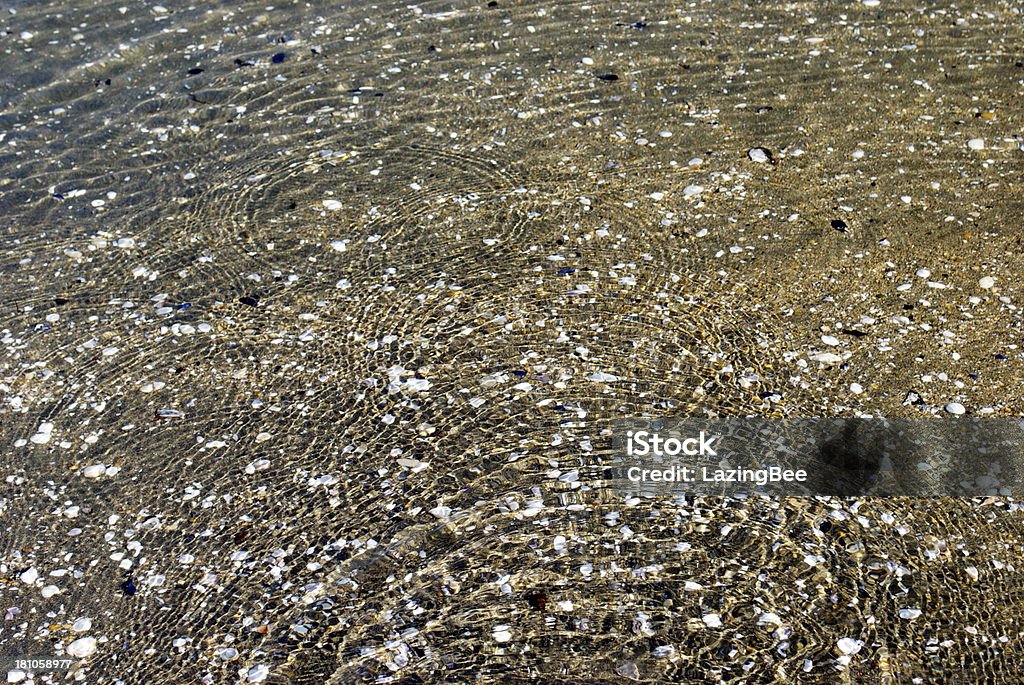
[1,0,1023,682]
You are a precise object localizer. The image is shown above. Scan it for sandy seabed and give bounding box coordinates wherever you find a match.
[2,0,1023,682]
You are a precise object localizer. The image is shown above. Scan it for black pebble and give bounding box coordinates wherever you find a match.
[487,0,498,6]
[187,67,204,75]
[596,73,619,81]
[271,52,287,64]
[842,328,868,338]
[525,590,547,610]
[121,578,137,596]
[239,295,259,307]
[235,58,255,68]
[831,219,849,232]
[903,390,925,406]
[630,21,647,29]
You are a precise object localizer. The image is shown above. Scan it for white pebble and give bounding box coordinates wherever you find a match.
[41,585,60,599]
[247,665,270,682]
[849,383,864,394]
[493,626,513,643]
[915,268,931,278]
[683,184,704,197]
[322,199,342,211]
[945,402,966,415]
[836,637,863,655]
[821,335,840,346]
[19,567,39,584]
[67,636,97,658]
[967,138,985,150]
[748,147,770,163]
[701,613,722,628]
[898,608,922,620]
[72,617,93,632]
[978,276,996,289]
[82,464,107,478]
[587,371,619,382]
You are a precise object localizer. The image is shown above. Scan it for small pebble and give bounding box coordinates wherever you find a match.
[66,636,97,658]
[247,665,270,682]
[702,613,722,628]
[967,138,985,150]
[978,276,995,289]
[747,147,772,163]
[945,402,966,415]
[82,464,107,478]
[836,637,863,655]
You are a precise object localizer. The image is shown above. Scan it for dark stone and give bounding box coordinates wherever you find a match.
[596,73,619,81]
[831,219,849,232]
[187,67,204,75]
[525,590,547,610]
[120,578,137,596]
[271,52,287,64]
[903,390,925,406]
[239,295,259,307]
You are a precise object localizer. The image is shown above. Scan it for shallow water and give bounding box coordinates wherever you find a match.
[2,0,1023,683]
